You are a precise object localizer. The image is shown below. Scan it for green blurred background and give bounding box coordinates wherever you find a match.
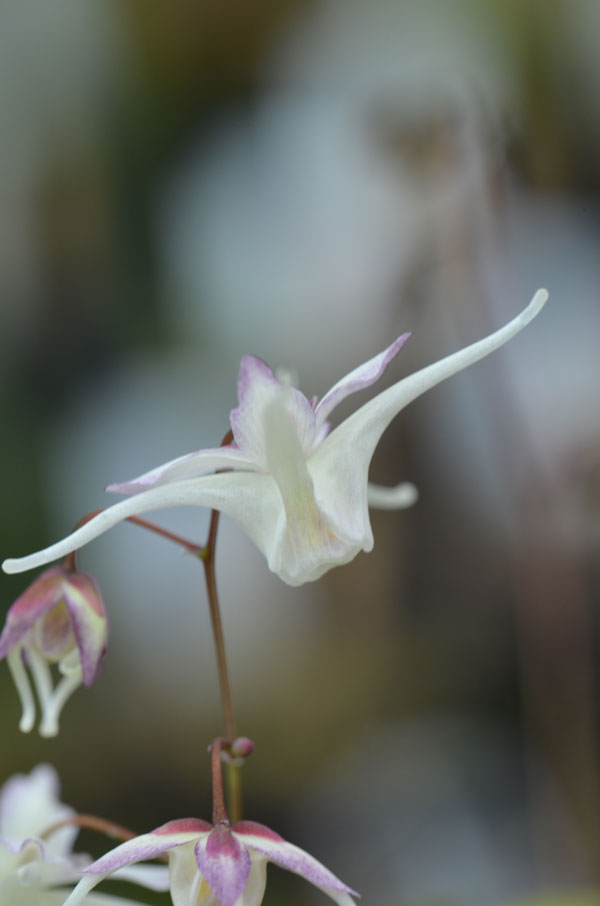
[1,1,599,904]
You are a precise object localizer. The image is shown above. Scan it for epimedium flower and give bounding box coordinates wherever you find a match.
[0,566,108,737]
[61,816,358,906]
[0,764,164,906]
[2,290,547,587]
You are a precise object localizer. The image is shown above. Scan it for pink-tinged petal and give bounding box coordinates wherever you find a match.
[83,826,208,875]
[312,886,359,906]
[230,356,279,463]
[195,824,252,906]
[32,601,74,661]
[314,333,411,427]
[154,817,213,835]
[232,821,284,842]
[107,446,254,496]
[230,355,317,464]
[62,574,108,687]
[2,471,281,577]
[232,829,358,898]
[1,834,44,859]
[12,835,86,882]
[0,569,65,659]
[310,290,548,549]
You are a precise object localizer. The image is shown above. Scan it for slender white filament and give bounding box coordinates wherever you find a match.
[26,647,53,716]
[7,647,35,733]
[367,482,418,510]
[39,669,83,739]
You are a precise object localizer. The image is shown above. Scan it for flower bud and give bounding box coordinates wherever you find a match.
[0,566,108,736]
[231,736,255,759]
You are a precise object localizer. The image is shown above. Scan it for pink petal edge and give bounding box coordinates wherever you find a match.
[195,825,252,906]
[315,333,411,427]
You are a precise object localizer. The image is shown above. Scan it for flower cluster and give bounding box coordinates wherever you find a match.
[0,291,548,906]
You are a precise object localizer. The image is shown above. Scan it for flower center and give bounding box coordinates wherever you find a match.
[263,393,339,562]
[31,601,76,662]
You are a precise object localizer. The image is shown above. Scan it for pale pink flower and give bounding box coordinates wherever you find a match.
[62,816,357,906]
[3,291,547,586]
[0,567,108,736]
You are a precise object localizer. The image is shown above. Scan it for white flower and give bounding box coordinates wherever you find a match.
[0,764,165,905]
[62,816,357,906]
[2,291,547,586]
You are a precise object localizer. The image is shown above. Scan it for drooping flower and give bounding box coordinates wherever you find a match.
[0,764,166,905]
[0,567,108,737]
[2,291,547,586]
[61,815,357,906]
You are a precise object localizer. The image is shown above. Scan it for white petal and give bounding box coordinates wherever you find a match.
[168,844,206,906]
[0,764,77,855]
[315,332,411,427]
[236,853,268,906]
[61,873,106,906]
[311,290,548,538]
[367,482,418,510]
[2,472,281,577]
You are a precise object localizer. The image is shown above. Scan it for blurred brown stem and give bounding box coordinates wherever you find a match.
[199,429,243,823]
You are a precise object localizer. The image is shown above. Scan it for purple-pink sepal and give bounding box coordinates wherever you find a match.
[0,566,108,685]
[196,824,251,906]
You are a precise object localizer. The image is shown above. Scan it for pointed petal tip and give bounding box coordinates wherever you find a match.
[529,287,549,315]
[105,481,125,494]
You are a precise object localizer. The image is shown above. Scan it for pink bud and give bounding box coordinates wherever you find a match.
[231,737,255,759]
[0,566,108,736]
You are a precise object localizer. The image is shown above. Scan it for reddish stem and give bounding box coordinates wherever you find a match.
[40,813,138,843]
[63,430,243,824]
[200,430,236,743]
[64,510,204,572]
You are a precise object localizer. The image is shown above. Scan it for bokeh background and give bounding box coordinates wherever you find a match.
[1,1,599,904]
